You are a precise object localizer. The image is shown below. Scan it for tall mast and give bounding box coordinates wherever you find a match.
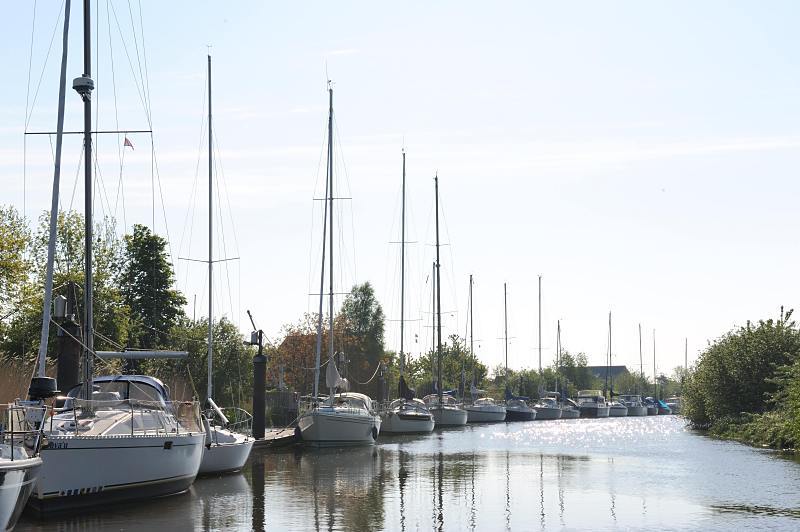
[469,275,474,384]
[538,275,542,374]
[556,320,561,397]
[327,85,335,396]
[685,337,688,371]
[37,0,72,378]
[399,149,406,377]
[207,55,213,401]
[504,283,508,389]
[639,323,643,380]
[79,0,95,400]
[653,329,657,399]
[608,311,612,396]
[431,261,436,387]
[435,174,442,402]
[311,87,332,400]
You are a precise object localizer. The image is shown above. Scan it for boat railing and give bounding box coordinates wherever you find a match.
[1,403,49,461]
[205,406,253,436]
[50,399,203,437]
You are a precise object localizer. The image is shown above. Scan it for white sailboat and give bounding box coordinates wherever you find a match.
[554,321,580,419]
[380,150,435,434]
[424,175,467,427]
[464,275,506,423]
[27,0,205,512]
[297,84,381,445]
[197,55,253,475]
[502,283,536,421]
[606,312,628,417]
[0,404,46,531]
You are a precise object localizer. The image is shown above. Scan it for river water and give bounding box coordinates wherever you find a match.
[16,416,800,531]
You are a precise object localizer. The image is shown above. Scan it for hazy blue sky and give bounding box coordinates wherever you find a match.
[3,1,800,379]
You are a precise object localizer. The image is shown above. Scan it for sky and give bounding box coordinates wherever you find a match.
[3,1,800,379]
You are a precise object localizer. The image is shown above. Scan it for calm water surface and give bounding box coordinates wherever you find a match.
[16,416,800,531]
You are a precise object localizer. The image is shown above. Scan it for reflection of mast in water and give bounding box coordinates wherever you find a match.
[505,451,511,531]
[399,450,408,532]
[437,450,444,531]
[469,452,477,531]
[251,456,265,532]
[609,458,617,523]
[557,455,565,527]
[539,454,546,530]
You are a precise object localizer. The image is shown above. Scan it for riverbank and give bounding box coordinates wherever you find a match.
[702,411,799,452]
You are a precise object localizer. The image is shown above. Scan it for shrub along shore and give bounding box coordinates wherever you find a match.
[683,308,800,452]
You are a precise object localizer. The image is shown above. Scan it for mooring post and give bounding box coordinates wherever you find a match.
[56,281,81,397]
[253,329,266,439]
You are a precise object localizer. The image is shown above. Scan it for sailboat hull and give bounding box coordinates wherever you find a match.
[430,406,468,427]
[380,412,435,434]
[199,428,254,475]
[29,432,204,513]
[608,405,628,417]
[465,405,506,423]
[626,406,648,417]
[579,405,610,418]
[560,408,580,419]
[532,406,562,420]
[505,407,536,422]
[0,457,41,531]
[298,408,380,446]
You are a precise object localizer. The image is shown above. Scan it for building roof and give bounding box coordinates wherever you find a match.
[586,365,629,380]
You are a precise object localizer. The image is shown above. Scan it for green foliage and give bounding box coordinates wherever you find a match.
[336,282,386,397]
[0,206,30,318]
[403,334,488,397]
[0,210,129,361]
[684,310,800,427]
[121,224,186,348]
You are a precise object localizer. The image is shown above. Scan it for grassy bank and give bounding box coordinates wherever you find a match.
[684,310,800,453]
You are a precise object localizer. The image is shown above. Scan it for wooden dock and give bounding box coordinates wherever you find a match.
[252,427,298,449]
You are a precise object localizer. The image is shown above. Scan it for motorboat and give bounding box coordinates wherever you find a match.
[298,85,381,446]
[619,395,648,416]
[424,394,468,427]
[380,398,435,434]
[1,403,46,531]
[656,399,672,415]
[298,393,382,445]
[576,390,610,418]
[608,400,628,417]
[560,398,581,419]
[31,375,205,513]
[465,398,507,423]
[504,390,536,421]
[532,395,563,420]
[665,396,681,414]
[643,397,659,415]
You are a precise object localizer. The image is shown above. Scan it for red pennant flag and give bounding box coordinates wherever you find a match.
[124,137,134,150]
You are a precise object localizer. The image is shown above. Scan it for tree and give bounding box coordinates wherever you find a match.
[1,211,129,361]
[121,224,186,349]
[336,282,386,397]
[684,309,800,427]
[0,206,30,318]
